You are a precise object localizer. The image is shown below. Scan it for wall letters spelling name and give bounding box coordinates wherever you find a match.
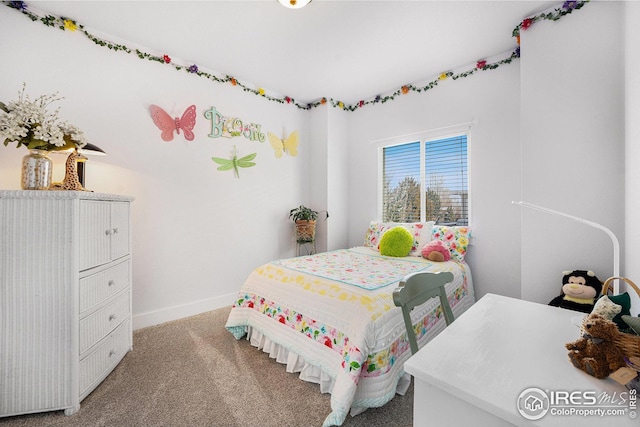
[204,106,265,142]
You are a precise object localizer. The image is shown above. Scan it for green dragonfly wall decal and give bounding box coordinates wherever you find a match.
[212,145,257,178]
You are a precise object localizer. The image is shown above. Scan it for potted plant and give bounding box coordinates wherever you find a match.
[289,205,329,243]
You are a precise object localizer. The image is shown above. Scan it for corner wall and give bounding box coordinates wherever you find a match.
[519,2,625,304]
[0,9,311,329]
[347,62,522,300]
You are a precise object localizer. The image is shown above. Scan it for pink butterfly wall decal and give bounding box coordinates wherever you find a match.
[149,104,197,141]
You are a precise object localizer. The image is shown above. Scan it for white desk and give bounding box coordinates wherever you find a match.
[404,293,637,426]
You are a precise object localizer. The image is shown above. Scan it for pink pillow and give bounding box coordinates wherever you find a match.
[421,240,451,262]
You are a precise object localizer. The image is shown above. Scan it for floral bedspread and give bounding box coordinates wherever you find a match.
[225,247,474,426]
[273,249,434,290]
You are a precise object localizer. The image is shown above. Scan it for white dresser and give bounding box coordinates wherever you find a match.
[0,190,134,417]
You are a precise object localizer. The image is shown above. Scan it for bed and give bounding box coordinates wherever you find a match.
[225,222,475,426]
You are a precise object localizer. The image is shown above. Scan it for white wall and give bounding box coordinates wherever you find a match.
[347,1,633,310]
[520,2,626,305]
[3,2,637,326]
[308,106,330,253]
[347,62,523,300]
[297,104,349,253]
[625,1,640,314]
[0,10,313,328]
[326,107,350,251]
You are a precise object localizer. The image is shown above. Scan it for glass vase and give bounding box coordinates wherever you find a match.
[21,149,52,190]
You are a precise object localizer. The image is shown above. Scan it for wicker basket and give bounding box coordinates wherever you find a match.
[602,276,640,359]
[294,220,316,243]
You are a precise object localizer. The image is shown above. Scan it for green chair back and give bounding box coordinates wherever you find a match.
[392,271,455,355]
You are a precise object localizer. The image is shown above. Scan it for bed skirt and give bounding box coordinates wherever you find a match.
[244,326,412,418]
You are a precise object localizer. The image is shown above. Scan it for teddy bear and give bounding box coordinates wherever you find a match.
[421,239,451,262]
[565,313,627,379]
[548,270,603,313]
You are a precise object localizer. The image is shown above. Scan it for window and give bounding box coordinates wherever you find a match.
[381,134,468,225]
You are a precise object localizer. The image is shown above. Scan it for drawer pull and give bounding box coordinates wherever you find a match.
[109,314,117,321]
[112,228,119,234]
[105,229,112,235]
[108,349,116,357]
[108,280,115,287]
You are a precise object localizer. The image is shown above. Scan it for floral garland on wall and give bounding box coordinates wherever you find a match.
[4,0,589,112]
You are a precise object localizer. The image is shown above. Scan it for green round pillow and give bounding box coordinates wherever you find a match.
[379,226,413,257]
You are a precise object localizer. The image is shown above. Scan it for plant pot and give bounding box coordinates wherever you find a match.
[295,220,316,243]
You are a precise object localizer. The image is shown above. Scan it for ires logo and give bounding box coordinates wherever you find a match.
[518,388,550,420]
[549,390,597,405]
[517,387,634,421]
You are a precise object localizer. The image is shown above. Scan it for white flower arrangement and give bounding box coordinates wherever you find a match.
[0,83,87,151]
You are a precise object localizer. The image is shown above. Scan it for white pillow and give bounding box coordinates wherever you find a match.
[591,295,622,321]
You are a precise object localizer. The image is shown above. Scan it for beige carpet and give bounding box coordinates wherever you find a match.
[1,306,413,427]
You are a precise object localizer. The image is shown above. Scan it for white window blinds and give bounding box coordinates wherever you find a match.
[381,134,468,225]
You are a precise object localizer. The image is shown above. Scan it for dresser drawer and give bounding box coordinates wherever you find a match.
[79,290,130,355]
[79,259,131,315]
[79,319,131,398]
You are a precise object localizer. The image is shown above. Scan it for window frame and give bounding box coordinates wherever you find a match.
[376,125,472,225]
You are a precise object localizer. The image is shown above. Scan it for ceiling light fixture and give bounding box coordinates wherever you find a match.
[277,0,312,9]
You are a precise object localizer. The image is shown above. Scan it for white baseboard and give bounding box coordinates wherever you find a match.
[132,293,236,330]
